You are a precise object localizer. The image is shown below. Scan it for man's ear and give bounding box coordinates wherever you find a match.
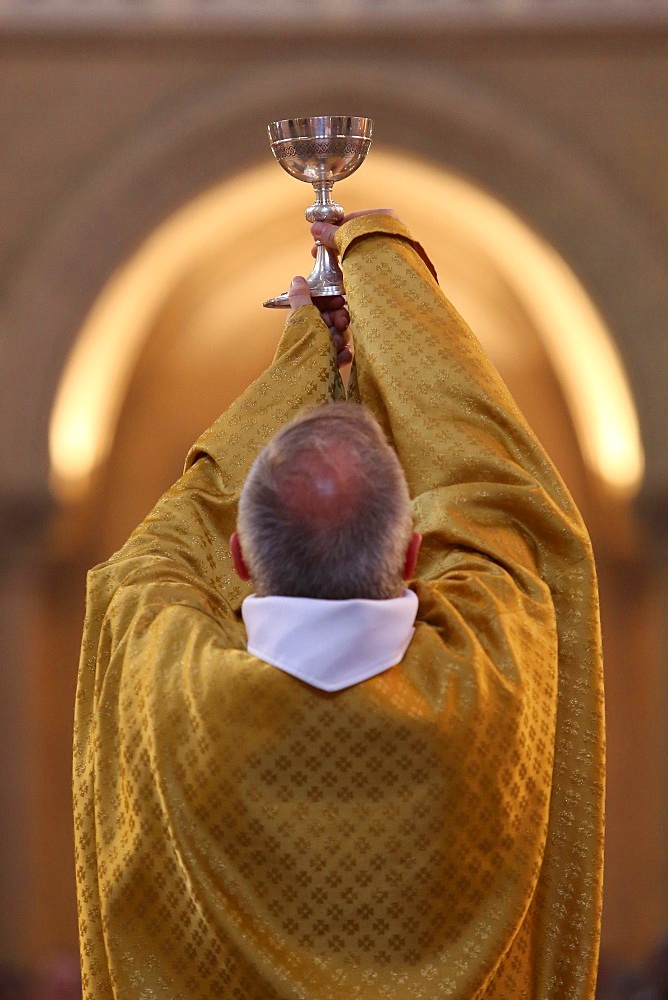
[230,531,251,582]
[403,531,422,581]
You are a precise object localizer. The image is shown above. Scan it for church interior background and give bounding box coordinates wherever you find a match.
[1,1,668,995]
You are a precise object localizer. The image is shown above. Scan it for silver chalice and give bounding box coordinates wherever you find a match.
[263,115,373,308]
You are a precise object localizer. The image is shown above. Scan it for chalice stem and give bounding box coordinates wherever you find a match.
[305,239,344,301]
[303,179,345,296]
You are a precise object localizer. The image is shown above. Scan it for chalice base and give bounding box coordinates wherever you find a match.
[263,278,345,309]
[263,244,345,308]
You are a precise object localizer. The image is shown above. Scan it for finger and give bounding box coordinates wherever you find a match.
[309,222,340,250]
[332,308,349,332]
[331,327,353,357]
[312,294,346,311]
[316,303,349,328]
[288,276,312,311]
[329,315,349,336]
[337,346,353,367]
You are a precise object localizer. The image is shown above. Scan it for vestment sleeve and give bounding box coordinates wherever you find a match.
[335,213,605,998]
[75,304,338,767]
[336,213,590,580]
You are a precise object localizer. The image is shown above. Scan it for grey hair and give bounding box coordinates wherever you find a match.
[237,402,413,600]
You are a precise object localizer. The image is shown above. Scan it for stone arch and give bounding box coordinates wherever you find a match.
[3,54,668,520]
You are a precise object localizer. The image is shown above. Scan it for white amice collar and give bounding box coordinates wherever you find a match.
[241,589,419,692]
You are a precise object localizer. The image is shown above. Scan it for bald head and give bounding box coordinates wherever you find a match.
[274,438,377,526]
[236,403,414,600]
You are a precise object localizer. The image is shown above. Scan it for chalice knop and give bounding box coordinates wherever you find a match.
[263,115,373,308]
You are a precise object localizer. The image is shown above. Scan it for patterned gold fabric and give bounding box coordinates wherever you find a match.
[73,215,604,999]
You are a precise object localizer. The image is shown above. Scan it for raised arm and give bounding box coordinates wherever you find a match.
[92,303,338,602]
[76,299,339,740]
[327,212,591,585]
[322,211,605,999]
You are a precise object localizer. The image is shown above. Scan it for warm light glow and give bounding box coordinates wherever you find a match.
[49,163,283,499]
[346,153,645,496]
[49,150,644,499]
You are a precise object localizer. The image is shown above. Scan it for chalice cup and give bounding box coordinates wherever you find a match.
[263,115,373,308]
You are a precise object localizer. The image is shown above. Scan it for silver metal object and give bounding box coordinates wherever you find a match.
[263,115,373,308]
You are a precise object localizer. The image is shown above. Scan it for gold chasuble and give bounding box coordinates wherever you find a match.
[74,216,604,999]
